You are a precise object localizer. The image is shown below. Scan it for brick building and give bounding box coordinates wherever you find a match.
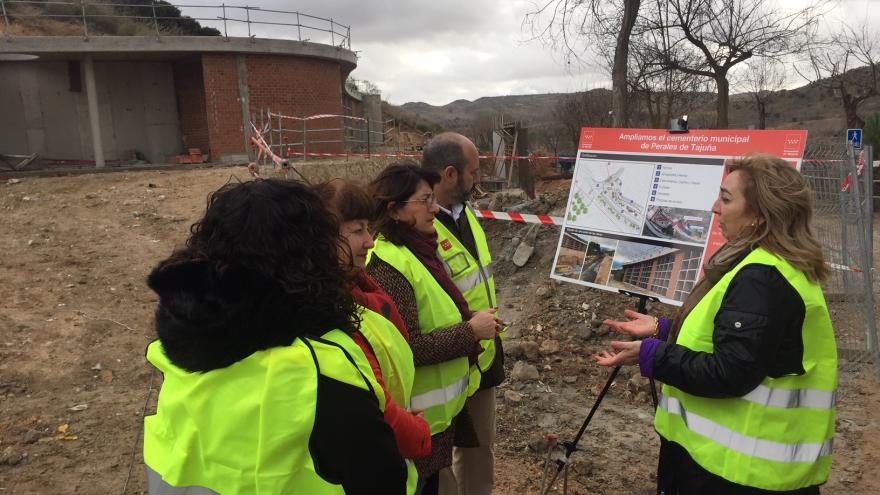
[620,246,703,302]
[0,36,358,165]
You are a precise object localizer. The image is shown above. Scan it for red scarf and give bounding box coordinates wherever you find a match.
[350,271,409,340]
[399,225,473,321]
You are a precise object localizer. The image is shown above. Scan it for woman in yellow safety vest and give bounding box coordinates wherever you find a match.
[366,162,501,495]
[596,154,836,494]
[143,178,407,495]
[314,179,433,495]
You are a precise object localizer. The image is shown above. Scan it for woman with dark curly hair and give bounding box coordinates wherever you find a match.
[366,162,500,495]
[142,178,406,495]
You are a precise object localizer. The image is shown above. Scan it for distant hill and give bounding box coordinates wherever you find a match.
[390,67,880,145]
[399,93,577,129]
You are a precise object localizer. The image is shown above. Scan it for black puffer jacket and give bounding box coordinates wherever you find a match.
[146,259,406,495]
[654,263,807,397]
[652,259,821,495]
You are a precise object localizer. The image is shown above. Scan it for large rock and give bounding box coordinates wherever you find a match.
[510,361,540,382]
[512,224,539,267]
[504,389,524,405]
[539,339,560,355]
[505,341,540,360]
[574,324,593,340]
[498,236,521,261]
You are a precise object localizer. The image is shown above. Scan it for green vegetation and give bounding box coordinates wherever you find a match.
[5,0,220,36]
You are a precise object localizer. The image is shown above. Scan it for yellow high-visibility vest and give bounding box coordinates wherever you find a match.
[143,329,387,494]
[369,236,471,435]
[654,247,837,491]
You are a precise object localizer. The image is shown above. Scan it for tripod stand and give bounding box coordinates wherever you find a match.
[539,291,659,495]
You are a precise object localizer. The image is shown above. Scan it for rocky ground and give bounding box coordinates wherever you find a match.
[0,162,878,494]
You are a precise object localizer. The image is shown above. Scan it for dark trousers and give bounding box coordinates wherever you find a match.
[657,439,821,495]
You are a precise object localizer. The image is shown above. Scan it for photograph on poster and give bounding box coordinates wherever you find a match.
[579,236,618,285]
[608,240,704,303]
[641,205,713,243]
[553,230,589,280]
[552,228,620,285]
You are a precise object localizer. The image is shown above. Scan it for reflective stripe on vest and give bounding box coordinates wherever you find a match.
[741,384,836,410]
[143,329,385,495]
[434,206,499,395]
[654,247,837,491]
[147,466,218,495]
[451,261,494,295]
[370,237,470,435]
[410,372,470,411]
[659,395,834,463]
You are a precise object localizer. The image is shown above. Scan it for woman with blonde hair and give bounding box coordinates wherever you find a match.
[596,154,836,494]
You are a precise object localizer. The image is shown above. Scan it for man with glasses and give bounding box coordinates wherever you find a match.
[422,133,503,495]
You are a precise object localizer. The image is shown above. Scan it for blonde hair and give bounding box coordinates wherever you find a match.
[727,154,829,283]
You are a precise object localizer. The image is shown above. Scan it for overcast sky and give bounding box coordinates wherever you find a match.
[178,0,877,106]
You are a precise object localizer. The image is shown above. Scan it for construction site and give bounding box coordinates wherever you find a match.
[2,3,880,495]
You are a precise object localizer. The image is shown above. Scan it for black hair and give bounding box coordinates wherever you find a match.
[158,178,359,338]
[369,161,440,245]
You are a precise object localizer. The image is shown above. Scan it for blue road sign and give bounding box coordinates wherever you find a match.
[847,129,862,149]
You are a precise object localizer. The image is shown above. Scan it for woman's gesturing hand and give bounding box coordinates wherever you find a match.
[602,309,657,338]
[591,340,641,367]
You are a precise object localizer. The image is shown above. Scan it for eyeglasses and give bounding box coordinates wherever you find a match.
[402,193,436,207]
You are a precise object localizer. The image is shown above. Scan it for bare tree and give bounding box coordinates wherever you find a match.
[525,0,641,127]
[625,26,710,128]
[552,90,612,147]
[641,0,822,128]
[799,21,879,129]
[739,58,787,129]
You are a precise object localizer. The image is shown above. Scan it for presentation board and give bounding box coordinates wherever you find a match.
[550,127,808,306]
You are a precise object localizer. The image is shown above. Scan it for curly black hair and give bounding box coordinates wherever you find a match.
[156,178,359,342]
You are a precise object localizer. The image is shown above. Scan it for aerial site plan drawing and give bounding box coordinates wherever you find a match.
[567,161,652,234]
[551,128,808,306]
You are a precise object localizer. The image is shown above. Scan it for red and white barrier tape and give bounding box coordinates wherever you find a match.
[285,150,566,161]
[472,209,562,225]
[824,261,864,273]
[473,209,862,273]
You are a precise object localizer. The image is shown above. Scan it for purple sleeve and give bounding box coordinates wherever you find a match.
[639,338,662,378]
[657,316,671,341]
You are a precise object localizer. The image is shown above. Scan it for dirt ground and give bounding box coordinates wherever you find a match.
[0,164,878,494]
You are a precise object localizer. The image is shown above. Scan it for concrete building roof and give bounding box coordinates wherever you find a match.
[0,36,357,69]
[621,246,679,267]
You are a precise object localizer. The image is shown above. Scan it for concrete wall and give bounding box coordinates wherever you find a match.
[0,60,182,163]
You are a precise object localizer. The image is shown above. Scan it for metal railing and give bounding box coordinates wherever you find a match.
[0,0,351,48]
[253,109,413,161]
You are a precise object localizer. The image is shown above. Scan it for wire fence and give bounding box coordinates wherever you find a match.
[0,0,350,48]
[802,141,877,378]
[251,109,431,163]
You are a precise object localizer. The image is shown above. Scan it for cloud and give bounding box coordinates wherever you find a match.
[177,0,873,105]
[179,0,605,104]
